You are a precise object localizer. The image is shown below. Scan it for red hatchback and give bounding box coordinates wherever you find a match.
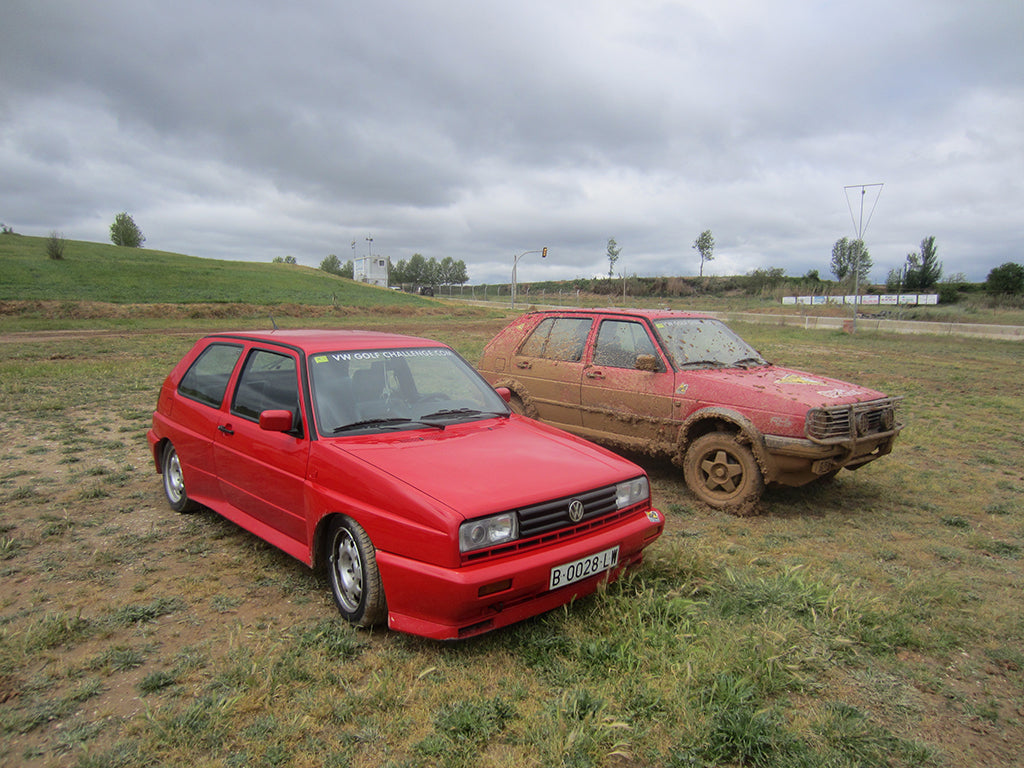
[147,330,663,639]
[478,309,903,513]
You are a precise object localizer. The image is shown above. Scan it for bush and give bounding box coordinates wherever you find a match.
[46,230,66,260]
[985,262,1024,295]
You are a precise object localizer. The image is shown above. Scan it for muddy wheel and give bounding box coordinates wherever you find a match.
[683,432,764,513]
[508,392,538,419]
[325,517,386,628]
[161,443,199,513]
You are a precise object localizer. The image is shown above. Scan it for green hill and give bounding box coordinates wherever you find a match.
[0,235,427,308]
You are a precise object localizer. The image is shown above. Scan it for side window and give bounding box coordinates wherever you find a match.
[593,320,658,369]
[231,350,299,421]
[518,317,592,362]
[178,344,243,408]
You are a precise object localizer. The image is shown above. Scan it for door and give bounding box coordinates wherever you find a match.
[509,315,594,428]
[580,319,677,450]
[214,347,310,545]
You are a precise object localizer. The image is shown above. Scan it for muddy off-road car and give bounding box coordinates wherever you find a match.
[478,309,903,513]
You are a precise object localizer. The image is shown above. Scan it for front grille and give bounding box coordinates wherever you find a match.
[518,485,618,538]
[805,397,902,443]
[462,484,626,563]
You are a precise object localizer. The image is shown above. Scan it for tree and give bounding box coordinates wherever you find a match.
[404,253,428,286]
[109,212,145,247]
[341,259,354,279]
[903,235,942,291]
[693,230,714,277]
[450,259,469,285]
[320,254,343,275]
[425,257,440,287]
[830,237,872,285]
[606,238,621,278]
[272,255,297,264]
[986,262,1024,295]
[438,256,456,286]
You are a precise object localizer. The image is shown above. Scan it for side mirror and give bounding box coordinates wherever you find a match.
[259,409,296,433]
[635,354,661,372]
[494,386,512,403]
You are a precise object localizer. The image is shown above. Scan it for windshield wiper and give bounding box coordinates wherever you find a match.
[419,407,509,421]
[732,357,767,369]
[678,359,728,369]
[332,417,445,434]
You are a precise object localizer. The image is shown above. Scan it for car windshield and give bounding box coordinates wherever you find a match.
[309,346,510,435]
[652,318,767,370]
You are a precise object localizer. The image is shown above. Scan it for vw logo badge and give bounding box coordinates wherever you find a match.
[568,499,585,523]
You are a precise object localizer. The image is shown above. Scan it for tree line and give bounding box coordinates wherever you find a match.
[316,252,469,288]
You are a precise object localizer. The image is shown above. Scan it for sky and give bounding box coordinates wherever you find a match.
[2,0,1022,286]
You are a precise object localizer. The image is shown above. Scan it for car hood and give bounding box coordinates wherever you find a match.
[327,417,640,520]
[678,365,888,411]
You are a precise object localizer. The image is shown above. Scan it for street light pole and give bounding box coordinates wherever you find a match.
[511,247,547,309]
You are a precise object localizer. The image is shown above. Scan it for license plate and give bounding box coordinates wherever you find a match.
[549,545,620,590]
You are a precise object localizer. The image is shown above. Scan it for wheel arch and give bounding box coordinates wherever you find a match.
[151,436,170,472]
[676,407,773,480]
[311,511,350,573]
[491,377,539,418]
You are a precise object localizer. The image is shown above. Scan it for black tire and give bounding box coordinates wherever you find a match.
[161,443,199,513]
[682,432,765,513]
[325,517,387,628]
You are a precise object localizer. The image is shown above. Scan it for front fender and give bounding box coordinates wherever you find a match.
[676,407,774,480]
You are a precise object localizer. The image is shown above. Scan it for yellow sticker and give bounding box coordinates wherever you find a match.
[313,355,329,363]
[777,373,824,385]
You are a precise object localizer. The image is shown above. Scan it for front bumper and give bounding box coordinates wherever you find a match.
[762,431,899,485]
[375,507,663,640]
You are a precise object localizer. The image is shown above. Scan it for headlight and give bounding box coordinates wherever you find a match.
[615,476,650,509]
[459,512,519,553]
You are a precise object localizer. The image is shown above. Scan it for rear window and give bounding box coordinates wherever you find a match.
[518,317,592,362]
[177,343,243,408]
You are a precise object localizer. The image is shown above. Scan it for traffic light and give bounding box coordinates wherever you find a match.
[541,247,548,258]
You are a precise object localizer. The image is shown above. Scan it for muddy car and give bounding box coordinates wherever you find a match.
[147,329,663,639]
[478,309,903,513]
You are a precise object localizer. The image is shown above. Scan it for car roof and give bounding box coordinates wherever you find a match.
[203,329,446,353]
[523,308,713,321]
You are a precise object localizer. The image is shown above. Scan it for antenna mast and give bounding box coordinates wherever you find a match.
[843,183,883,333]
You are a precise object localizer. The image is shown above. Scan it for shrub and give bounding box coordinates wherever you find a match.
[46,230,66,260]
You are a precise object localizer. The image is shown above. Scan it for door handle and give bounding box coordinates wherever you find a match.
[218,424,234,435]
[516,360,532,369]
[585,370,605,380]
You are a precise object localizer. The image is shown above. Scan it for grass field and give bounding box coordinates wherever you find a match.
[1,309,1022,768]
[1,239,1023,766]
[0,235,430,308]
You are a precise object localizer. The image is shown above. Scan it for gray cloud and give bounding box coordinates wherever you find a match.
[2,0,1022,284]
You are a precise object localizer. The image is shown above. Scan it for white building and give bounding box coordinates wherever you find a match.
[355,256,388,287]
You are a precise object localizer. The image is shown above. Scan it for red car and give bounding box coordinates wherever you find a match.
[147,330,663,639]
[478,309,903,513]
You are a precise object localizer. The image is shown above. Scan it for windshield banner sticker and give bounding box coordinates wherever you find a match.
[314,348,454,363]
